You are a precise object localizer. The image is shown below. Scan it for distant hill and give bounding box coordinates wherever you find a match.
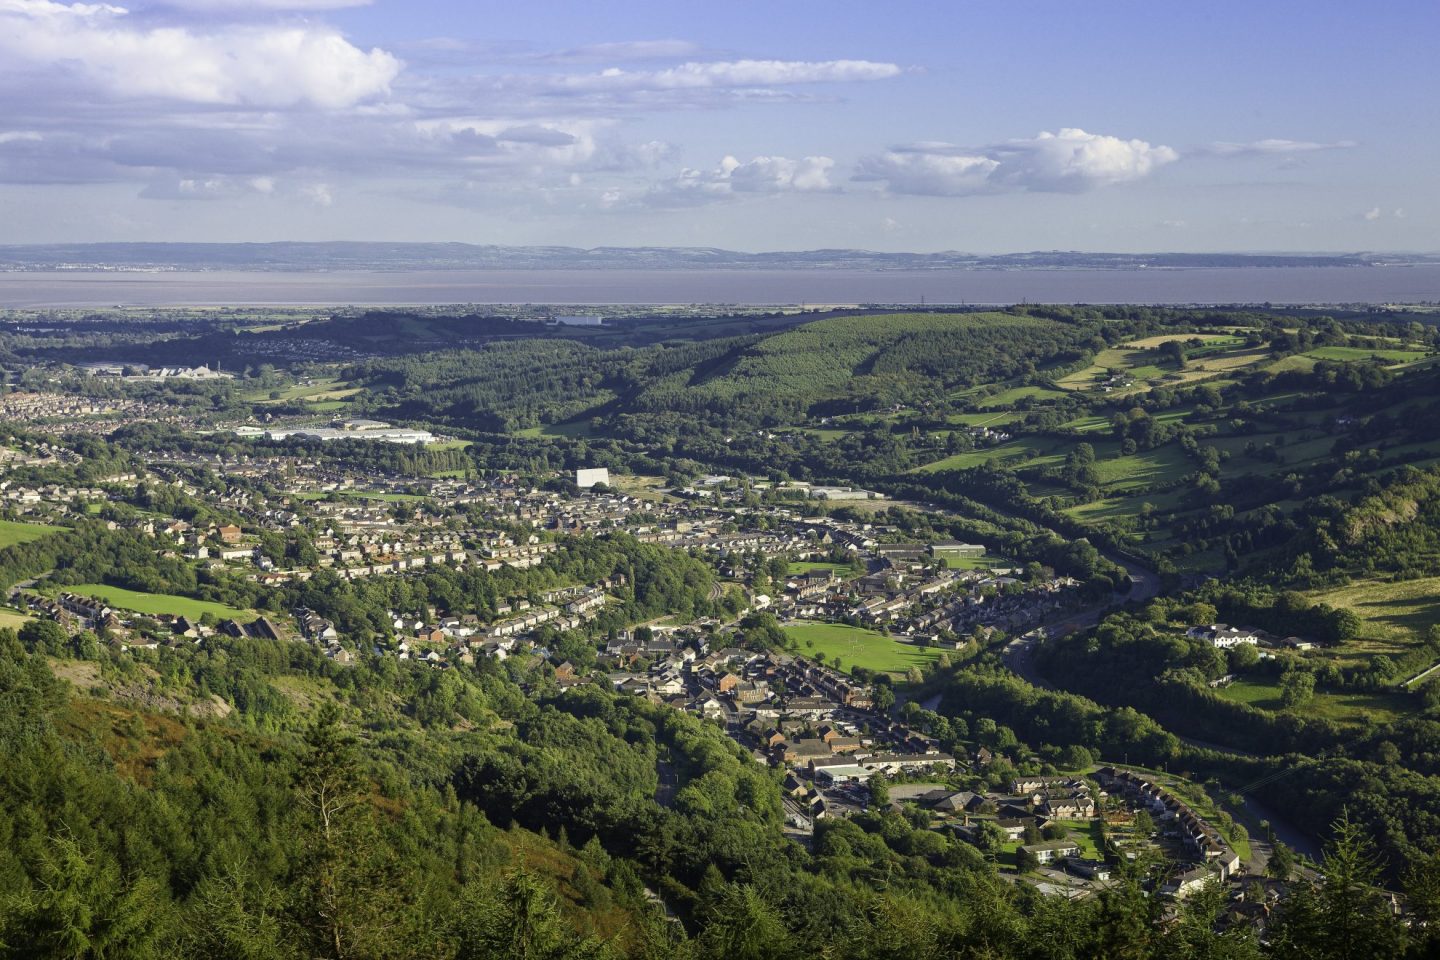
[0,241,1431,272]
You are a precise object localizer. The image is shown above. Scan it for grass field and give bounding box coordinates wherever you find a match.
[789,561,853,575]
[974,385,1067,409]
[783,623,945,677]
[0,519,61,548]
[1090,445,1194,492]
[0,608,32,629]
[913,437,1069,473]
[944,411,1025,428]
[65,584,255,622]
[515,418,599,439]
[1216,678,1407,726]
[1307,577,1440,650]
[247,378,360,405]
[1304,345,1428,364]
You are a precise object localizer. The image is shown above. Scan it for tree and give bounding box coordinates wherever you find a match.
[0,835,170,958]
[1131,808,1155,838]
[1267,840,1295,882]
[290,705,398,960]
[1280,670,1316,709]
[698,883,792,960]
[868,777,891,810]
[454,870,611,960]
[1016,846,1040,873]
[872,685,896,713]
[1268,813,1403,960]
[971,820,1007,859]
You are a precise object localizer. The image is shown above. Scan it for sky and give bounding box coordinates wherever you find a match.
[0,0,1435,252]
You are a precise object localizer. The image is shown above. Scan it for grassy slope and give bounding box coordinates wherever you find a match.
[67,584,256,622]
[0,519,62,548]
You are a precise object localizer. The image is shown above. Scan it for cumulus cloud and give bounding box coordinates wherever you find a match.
[0,0,400,108]
[0,4,902,213]
[645,154,836,206]
[1205,138,1357,156]
[855,128,1176,196]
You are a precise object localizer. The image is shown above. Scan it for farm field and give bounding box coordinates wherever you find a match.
[1306,577,1440,650]
[944,411,1025,428]
[1090,445,1193,492]
[782,622,945,676]
[0,518,62,548]
[1304,345,1428,363]
[64,584,256,622]
[1216,677,1408,726]
[974,385,1067,409]
[515,418,599,439]
[247,378,360,405]
[913,437,1070,473]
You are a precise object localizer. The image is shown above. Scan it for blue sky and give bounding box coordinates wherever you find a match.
[0,0,1434,251]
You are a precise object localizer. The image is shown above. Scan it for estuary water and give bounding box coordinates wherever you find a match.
[2,265,1440,307]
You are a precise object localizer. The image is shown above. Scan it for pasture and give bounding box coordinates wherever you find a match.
[65,584,256,622]
[0,519,61,548]
[783,622,946,677]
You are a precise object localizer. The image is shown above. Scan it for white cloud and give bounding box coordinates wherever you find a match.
[158,1,372,8]
[645,154,835,206]
[855,128,1177,196]
[1206,138,1357,156]
[543,39,704,63]
[0,131,44,144]
[0,0,400,108]
[545,58,901,93]
[724,155,835,193]
[854,151,997,197]
[302,183,333,206]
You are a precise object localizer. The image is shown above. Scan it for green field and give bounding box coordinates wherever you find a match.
[1304,345,1428,364]
[65,584,256,622]
[783,622,945,677]
[0,519,61,548]
[516,418,599,439]
[974,385,1067,409]
[246,377,360,405]
[788,561,853,575]
[1216,677,1407,726]
[1090,446,1194,491]
[914,437,1069,473]
[1306,577,1440,650]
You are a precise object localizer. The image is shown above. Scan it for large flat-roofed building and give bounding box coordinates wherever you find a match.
[248,427,434,444]
[554,315,604,326]
[576,467,611,489]
[931,541,986,560]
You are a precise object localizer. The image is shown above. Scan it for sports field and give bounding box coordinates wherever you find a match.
[783,622,945,677]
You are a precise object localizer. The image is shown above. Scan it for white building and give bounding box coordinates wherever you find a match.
[576,467,610,489]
